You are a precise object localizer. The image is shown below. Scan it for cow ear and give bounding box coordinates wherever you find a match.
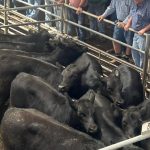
[89,90,95,104]
[115,69,120,77]
[71,99,78,110]
[28,123,45,135]
[64,92,78,110]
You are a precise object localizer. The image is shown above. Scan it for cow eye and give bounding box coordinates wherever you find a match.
[79,113,86,118]
[107,87,113,92]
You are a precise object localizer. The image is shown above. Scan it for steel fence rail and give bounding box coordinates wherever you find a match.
[65,19,144,54]
[0,4,62,11]
[0,19,61,28]
[15,0,62,19]
[64,3,148,37]
[0,1,150,150]
[98,133,150,150]
[74,38,142,72]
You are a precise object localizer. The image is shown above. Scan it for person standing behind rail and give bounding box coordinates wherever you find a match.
[87,0,107,42]
[45,0,55,27]
[26,0,42,20]
[119,0,150,68]
[97,0,134,63]
[58,0,87,41]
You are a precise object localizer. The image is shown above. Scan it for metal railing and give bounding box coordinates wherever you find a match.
[0,2,150,149]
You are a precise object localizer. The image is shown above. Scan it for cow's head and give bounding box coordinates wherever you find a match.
[105,69,125,106]
[58,64,81,92]
[66,90,98,134]
[121,107,142,138]
[81,64,102,90]
[59,62,102,93]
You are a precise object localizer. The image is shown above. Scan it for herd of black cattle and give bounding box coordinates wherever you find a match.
[0,30,148,150]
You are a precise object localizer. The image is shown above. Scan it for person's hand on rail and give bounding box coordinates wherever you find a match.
[76,7,83,15]
[116,22,125,28]
[97,15,105,22]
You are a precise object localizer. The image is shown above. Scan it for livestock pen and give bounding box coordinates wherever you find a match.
[0,0,150,149]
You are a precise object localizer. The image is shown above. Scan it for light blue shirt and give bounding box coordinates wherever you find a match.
[102,0,133,21]
[129,0,150,31]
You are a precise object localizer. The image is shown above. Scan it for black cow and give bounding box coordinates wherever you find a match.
[0,49,56,64]
[102,64,143,108]
[58,53,103,98]
[0,30,50,43]
[118,100,150,150]
[1,108,105,150]
[10,72,98,134]
[0,31,52,52]
[94,92,128,144]
[0,54,63,116]
[0,37,87,67]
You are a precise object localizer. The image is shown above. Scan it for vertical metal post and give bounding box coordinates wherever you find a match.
[60,3,64,34]
[37,22,40,32]
[64,0,67,34]
[142,34,150,96]
[4,0,8,34]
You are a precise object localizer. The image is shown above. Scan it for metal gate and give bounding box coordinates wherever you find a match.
[0,0,150,149]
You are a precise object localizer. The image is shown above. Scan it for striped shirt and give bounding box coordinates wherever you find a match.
[102,0,133,21]
[129,0,150,31]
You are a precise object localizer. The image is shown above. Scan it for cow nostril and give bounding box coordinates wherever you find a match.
[116,99,124,106]
[88,125,98,133]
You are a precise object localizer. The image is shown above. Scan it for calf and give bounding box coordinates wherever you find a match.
[0,54,63,118]
[0,31,52,52]
[1,108,104,150]
[102,64,143,108]
[48,37,87,66]
[117,100,150,150]
[10,72,98,134]
[0,49,54,63]
[58,53,103,98]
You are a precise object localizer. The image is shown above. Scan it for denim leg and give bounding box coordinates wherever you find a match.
[95,4,105,33]
[88,4,97,31]
[67,9,77,36]
[45,0,54,26]
[26,0,41,20]
[88,3,105,34]
[12,0,16,8]
[53,5,62,31]
[132,34,140,67]
[138,35,146,68]
[77,13,86,40]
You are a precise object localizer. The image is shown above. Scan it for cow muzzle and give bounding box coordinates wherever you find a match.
[88,124,98,133]
[58,84,68,92]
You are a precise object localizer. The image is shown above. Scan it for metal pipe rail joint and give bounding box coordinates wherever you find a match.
[98,121,150,150]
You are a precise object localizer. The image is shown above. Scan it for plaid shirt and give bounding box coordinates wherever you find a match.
[102,0,133,21]
[129,0,150,31]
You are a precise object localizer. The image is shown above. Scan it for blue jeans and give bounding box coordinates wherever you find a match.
[88,2,105,34]
[67,9,86,41]
[26,0,41,20]
[45,0,54,26]
[132,33,146,68]
[45,1,62,30]
[113,25,134,52]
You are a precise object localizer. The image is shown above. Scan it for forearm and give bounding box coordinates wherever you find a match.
[142,24,150,33]
[125,17,132,28]
[102,6,115,18]
[79,0,86,7]
[102,0,115,18]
